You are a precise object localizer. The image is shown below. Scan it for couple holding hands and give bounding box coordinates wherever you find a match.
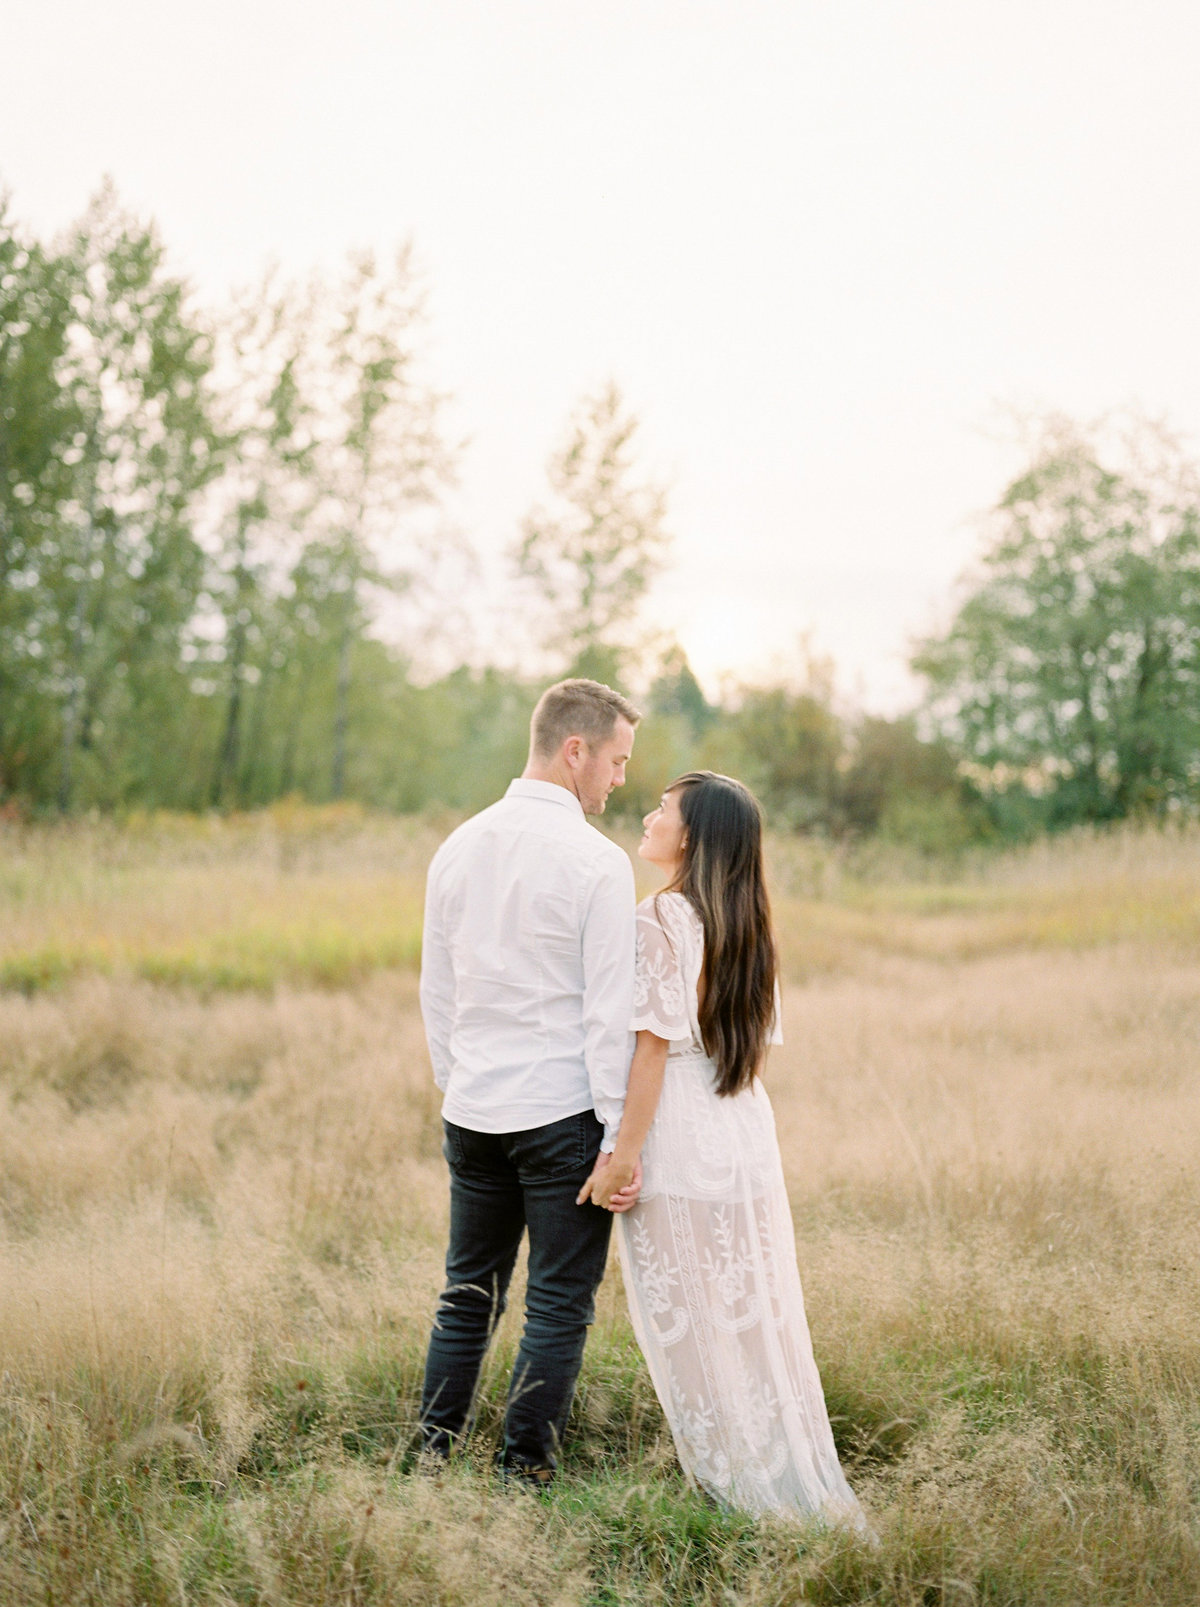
[418,677,864,1529]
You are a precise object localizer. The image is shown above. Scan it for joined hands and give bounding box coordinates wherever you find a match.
[577,1151,642,1212]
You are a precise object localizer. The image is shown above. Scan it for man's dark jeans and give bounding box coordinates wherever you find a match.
[419,1110,613,1476]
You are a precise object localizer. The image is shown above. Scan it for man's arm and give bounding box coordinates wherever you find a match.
[418,858,454,1092]
[580,849,637,1152]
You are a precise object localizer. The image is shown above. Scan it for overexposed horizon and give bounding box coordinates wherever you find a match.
[6,0,1200,711]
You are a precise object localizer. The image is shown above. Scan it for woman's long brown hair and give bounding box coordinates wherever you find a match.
[659,771,777,1096]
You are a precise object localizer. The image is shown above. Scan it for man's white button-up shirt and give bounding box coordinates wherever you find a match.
[419,778,637,1151]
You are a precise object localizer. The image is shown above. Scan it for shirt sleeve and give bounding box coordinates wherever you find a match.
[769,976,783,1046]
[580,849,637,1153]
[418,853,454,1092]
[631,902,694,1042]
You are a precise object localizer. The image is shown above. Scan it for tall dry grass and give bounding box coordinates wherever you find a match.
[2,815,1200,1601]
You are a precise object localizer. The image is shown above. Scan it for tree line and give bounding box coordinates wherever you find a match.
[3,187,1200,843]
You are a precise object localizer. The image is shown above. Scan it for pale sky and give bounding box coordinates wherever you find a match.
[5,0,1200,709]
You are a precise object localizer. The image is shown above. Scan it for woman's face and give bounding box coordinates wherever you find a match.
[638,788,687,873]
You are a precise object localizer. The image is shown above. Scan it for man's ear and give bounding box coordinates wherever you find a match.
[563,735,585,769]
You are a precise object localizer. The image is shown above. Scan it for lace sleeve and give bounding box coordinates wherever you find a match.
[631,904,693,1041]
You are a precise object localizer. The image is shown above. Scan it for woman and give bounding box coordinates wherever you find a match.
[578,771,865,1527]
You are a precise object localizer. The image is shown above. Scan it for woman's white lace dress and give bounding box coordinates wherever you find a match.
[616,892,865,1526]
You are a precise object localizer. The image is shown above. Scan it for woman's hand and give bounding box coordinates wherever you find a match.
[577,1152,642,1212]
[579,1033,665,1213]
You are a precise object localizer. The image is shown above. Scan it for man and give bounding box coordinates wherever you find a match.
[418,677,641,1484]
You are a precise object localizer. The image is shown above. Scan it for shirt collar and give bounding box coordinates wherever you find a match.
[505,777,585,819]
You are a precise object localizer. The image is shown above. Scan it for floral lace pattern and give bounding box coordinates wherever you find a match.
[630,895,696,1041]
[617,894,865,1527]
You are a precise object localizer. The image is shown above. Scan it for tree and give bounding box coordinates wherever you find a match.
[648,642,715,735]
[204,273,316,807]
[0,202,79,800]
[0,194,467,815]
[201,247,456,806]
[723,686,842,831]
[702,649,844,832]
[514,383,670,685]
[914,417,1200,825]
[837,715,983,850]
[294,249,455,799]
[0,185,219,811]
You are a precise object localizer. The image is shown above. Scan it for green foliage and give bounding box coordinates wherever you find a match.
[0,192,460,817]
[716,681,843,830]
[0,185,219,811]
[646,641,716,732]
[838,716,988,852]
[915,417,1200,828]
[202,248,456,811]
[11,188,1200,849]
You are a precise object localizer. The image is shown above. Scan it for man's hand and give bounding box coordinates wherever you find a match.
[576,1151,643,1212]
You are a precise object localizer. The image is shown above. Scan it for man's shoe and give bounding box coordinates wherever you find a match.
[497,1456,555,1493]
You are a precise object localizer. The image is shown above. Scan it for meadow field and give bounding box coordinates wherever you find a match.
[2,808,1199,1605]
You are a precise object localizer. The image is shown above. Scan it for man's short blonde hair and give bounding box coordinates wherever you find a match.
[530,678,642,760]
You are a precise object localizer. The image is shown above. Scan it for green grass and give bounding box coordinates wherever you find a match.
[6,1321,1198,1605]
[0,807,433,993]
[5,808,1200,995]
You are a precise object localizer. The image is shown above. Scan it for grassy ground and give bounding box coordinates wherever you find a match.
[2,810,1199,1603]
[0,804,437,993]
